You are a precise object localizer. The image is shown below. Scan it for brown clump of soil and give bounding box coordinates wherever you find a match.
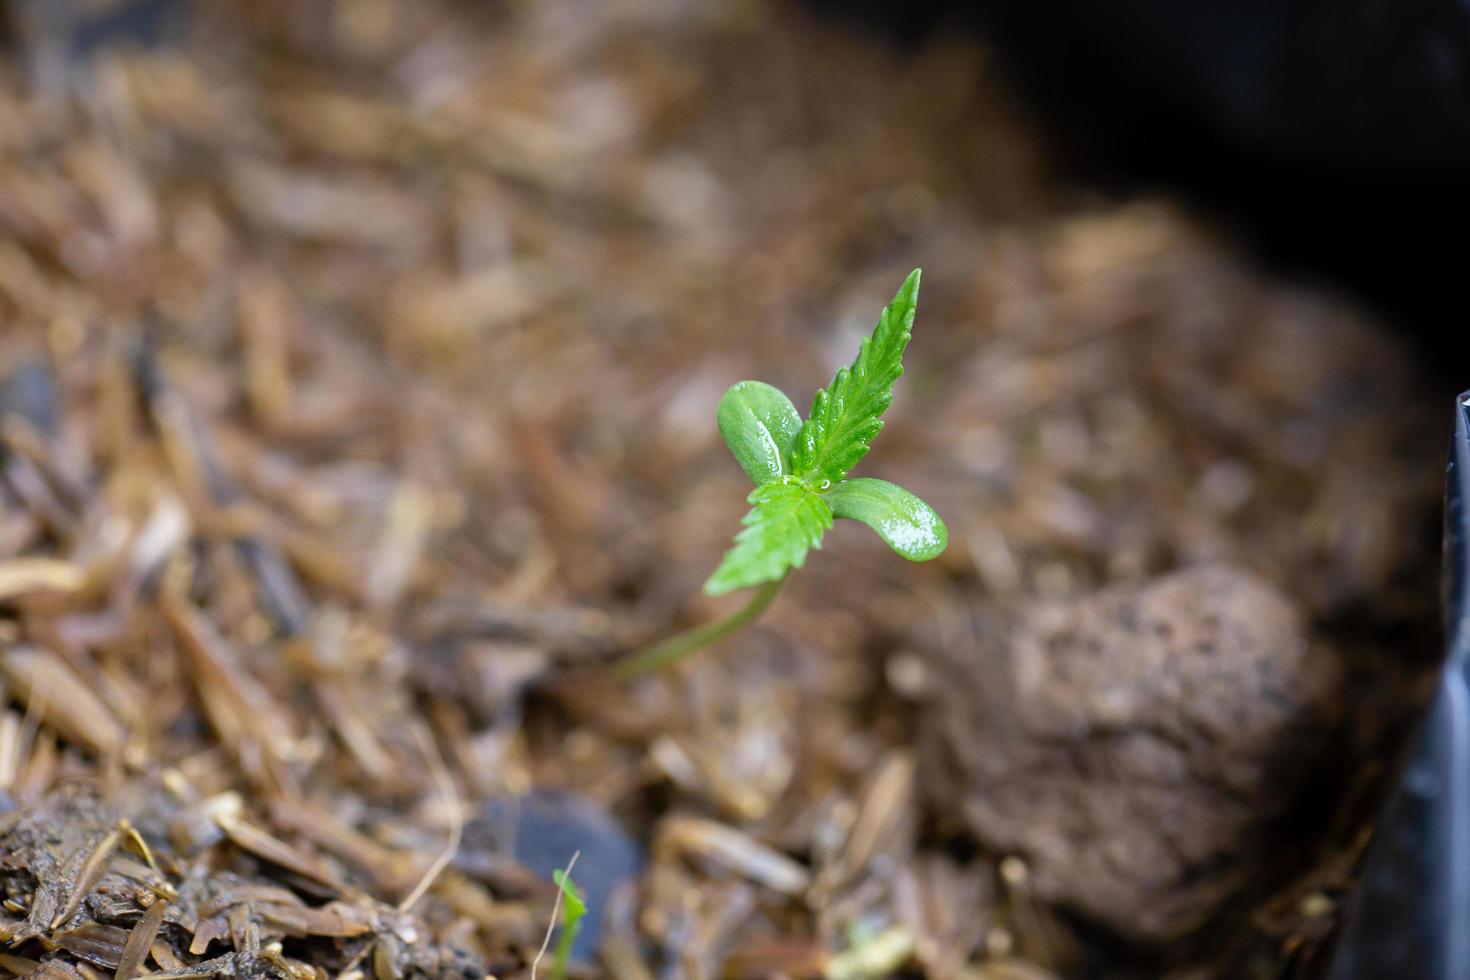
[923,565,1343,944]
[0,0,1446,977]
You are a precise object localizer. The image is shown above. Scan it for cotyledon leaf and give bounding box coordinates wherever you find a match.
[716,381,803,486]
[704,481,833,594]
[789,269,920,486]
[824,477,947,561]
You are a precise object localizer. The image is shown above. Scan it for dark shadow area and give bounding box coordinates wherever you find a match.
[810,0,1470,392]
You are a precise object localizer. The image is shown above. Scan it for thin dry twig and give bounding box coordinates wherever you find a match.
[529,850,580,980]
[395,720,463,914]
[14,658,52,787]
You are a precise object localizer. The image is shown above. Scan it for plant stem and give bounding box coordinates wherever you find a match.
[618,575,788,677]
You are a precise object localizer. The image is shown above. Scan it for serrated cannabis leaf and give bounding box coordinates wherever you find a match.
[704,481,833,594]
[789,268,920,486]
[825,477,947,561]
[716,380,803,485]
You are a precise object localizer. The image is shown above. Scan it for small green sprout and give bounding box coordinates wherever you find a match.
[622,269,946,674]
[549,867,586,980]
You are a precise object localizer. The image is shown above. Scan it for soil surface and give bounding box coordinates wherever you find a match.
[0,1,1448,978]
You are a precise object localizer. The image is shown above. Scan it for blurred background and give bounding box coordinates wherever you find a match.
[0,1,1458,978]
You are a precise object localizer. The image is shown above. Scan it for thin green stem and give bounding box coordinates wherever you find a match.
[618,575,788,677]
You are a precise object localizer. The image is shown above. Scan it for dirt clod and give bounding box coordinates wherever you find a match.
[922,565,1342,942]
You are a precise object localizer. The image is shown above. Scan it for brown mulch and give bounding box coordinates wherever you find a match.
[0,1,1446,977]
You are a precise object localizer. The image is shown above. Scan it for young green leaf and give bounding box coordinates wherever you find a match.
[789,269,921,486]
[825,477,947,561]
[704,481,833,594]
[549,868,586,980]
[716,380,803,485]
[551,869,586,920]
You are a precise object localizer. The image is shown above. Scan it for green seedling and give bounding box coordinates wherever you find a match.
[622,269,946,675]
[550,867,586,980]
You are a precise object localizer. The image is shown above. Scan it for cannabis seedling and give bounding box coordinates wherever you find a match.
[622,269,946,675]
